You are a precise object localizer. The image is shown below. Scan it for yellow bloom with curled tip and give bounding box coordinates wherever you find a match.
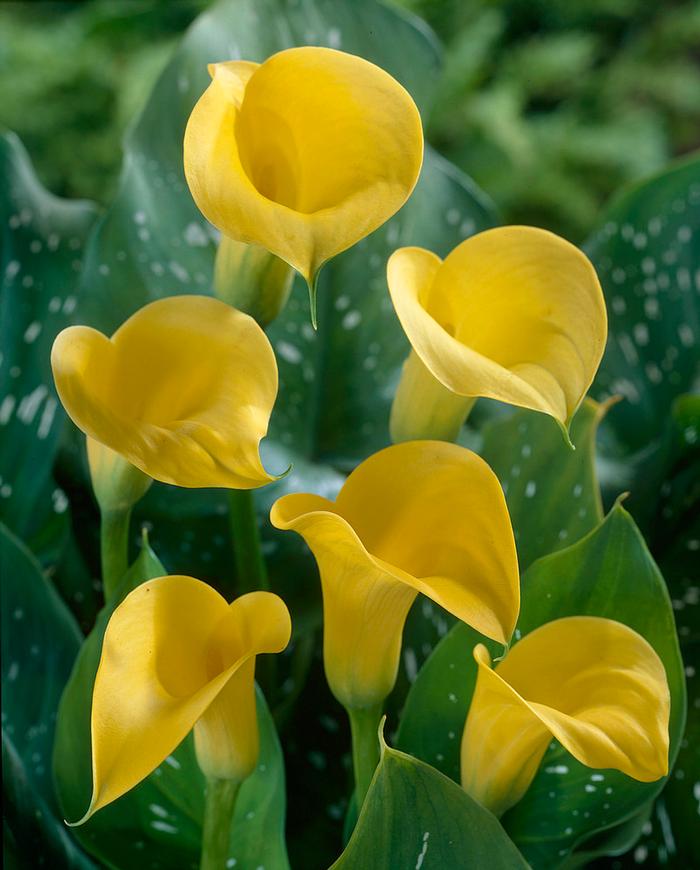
[72,577,291,823]
[270,441,519,710]
[184,46,424,324]
[388,227,607,443]
[51,295,279,489]
[460,616,670,818]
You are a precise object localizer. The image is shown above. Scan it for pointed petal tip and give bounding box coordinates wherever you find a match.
[306,268,323,330]
[64,799,96,828]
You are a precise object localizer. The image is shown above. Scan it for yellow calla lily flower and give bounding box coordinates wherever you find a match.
[51,295,278,489]
[184,46,424,324]
[270,441,519,710]
[75,577,291,823]
[388,227,608,443]
[460,616,670,818]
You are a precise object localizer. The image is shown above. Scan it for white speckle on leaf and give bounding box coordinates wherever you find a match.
[168,260,190,283]
[23,321,42,343]
[184,222,209,247]
[37,397,57,439]
[404,648,418,683]
[415,832,430,870]
[678,324,694,347]
[17,386,48,425]
[545,765,569,774]
[0,395,16,425]
[633,323,649,346]
[276,341,302,364]
[5,260,21,281]
[342,310,361,330]
[150,821,178,834]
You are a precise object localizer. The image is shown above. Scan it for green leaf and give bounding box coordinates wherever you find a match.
[397,504,685,868]
[0,132,101,628]
[0,523,95,868]
[0,133,97,543]
[588,155,700,456]
[52,537,289,870]
[584,157,699,867]
[331,743,529,870]
[480,398,606,571]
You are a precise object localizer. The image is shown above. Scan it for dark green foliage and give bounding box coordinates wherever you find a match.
[397,0,700,239]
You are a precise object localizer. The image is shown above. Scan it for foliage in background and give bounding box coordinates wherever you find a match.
[395,0,700,239]
[0,0,208,204]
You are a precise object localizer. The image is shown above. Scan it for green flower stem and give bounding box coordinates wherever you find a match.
[200,777,241,870]
[228,489,275,699]
[100,507,131,601]
[347,704,384,813]
[229,489,269,594]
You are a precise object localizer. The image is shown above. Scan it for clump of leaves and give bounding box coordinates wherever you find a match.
[398,0,700,239]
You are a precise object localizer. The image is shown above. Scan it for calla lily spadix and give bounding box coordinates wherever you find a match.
[51,295,279,490]
[461,616,670,818]
[184,46,424,326]
[270,441,519,711]
[388,226,608,444]
[72,577,291,824]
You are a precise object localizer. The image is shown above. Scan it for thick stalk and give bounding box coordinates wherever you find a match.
[229,490,269,594]
[229,489,274,698]
[199,777,240,870]
[347,704,384,813]
[100,507,131,601]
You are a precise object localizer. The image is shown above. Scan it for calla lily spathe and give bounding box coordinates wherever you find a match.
[461,616,670,818]
[51,295,278,489]
[184,46,424,323]
[388,227,607,443]
[74,577,291,823]
[271,441,519,710]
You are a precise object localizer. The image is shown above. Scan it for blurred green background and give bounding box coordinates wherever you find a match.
[1,0,699,241]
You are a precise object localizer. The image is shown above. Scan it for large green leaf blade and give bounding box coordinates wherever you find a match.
[480,398,606,571]
[0,524,95,868]
[0,132,97,546]
[589,155,700,455]
[331,743,529,870]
